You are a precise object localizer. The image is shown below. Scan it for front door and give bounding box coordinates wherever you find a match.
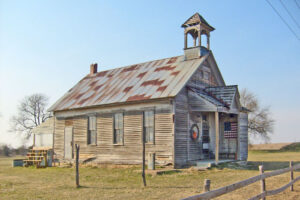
[64,126,73,159]
[202,115,210,159]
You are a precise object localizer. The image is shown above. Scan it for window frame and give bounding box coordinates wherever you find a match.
[143,110,155,144]
[87,115,97,145]
[113,113,124,145]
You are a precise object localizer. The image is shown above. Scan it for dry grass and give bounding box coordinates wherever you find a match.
[249,143,293,150]
[0,151,300,199]
[249,151,300,162]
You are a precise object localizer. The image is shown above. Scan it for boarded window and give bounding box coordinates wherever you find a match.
[87,116,97,145]
[113,113,124,144]
[35,133,53,147]
[144,110,154,143]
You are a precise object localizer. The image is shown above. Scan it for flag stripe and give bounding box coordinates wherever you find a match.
[224,122,237,138]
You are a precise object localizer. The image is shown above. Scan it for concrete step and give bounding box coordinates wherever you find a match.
[196,161,214,168]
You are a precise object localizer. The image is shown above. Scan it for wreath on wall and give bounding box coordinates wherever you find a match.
[190,124,200,141]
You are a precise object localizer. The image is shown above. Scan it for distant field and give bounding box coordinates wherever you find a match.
[249,142,293,150]
[1,150,300,199]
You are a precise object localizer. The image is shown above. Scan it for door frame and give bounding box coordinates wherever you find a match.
[64,126,74,159]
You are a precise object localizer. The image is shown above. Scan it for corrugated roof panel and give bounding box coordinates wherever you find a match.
[49,54,210,111]
[204,86,237,107]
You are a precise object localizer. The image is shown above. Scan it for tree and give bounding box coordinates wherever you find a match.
[0,144,11,156]
[10,93,52,140]
[240,89,274,142]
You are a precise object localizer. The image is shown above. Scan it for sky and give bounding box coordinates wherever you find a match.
[0,0,300,147]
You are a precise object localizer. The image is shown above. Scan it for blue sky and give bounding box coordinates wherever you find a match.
[0,0,300,147]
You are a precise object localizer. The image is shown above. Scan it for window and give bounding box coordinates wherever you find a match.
[113,113,124,144]
[203,71,210,80]
[143,110,154,143]
[202,66,211,81]
[87,116,97,145]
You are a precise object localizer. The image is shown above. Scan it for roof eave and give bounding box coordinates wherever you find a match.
[52,96,175,113]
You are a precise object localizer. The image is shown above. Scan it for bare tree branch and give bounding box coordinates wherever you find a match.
[240,88,275,142]
[10,93,52,141]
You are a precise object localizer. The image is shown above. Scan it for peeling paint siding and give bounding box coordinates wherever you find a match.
[238,112,248,160]
[173,58,224,167]
[53,103,174,165]
[208,112,216,154]
[174,88,189,168]
[188,112,202,161]
[54,118,65,159]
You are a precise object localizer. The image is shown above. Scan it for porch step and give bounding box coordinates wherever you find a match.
[196,161,214,169]
[195,159,236,169]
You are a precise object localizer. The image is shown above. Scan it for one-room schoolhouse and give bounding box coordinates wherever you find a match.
[47,13,248,168]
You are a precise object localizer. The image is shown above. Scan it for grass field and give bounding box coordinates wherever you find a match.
[1,150,300,200]
[249,142,300,151]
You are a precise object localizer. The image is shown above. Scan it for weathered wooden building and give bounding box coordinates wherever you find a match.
[48,13,248,168]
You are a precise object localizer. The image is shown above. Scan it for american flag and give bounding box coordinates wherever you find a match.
[224,122,238,138]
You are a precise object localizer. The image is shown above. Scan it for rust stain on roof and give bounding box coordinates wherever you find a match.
[48,54,209,111]
[89,81,97,87]
[167,57,178,64]
[96,71,108,77]
[141,79,164,87]
[157,86,167,92]
[137,72,147,78]
[79,98,89,105]
[127,94,151,102]
[122,64,138,72]
[154,65,176,72]
[75,93,84,100]
[123,86,133,93]
[171,71,180,76]
[94,84,103,91]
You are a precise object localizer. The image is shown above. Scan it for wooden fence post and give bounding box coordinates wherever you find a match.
[290,161,294,191]
[75,144,80,188]
[259,165,266,200]
[142,130,146,187]
[204,179,211,192]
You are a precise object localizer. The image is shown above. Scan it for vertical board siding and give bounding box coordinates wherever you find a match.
[173,61,222,167]
[188,64,218,88]
[54,118,65,159]
[174,88,188,167]
[208,113,216,154]
[238,113,248,160]
[188,113,202,161]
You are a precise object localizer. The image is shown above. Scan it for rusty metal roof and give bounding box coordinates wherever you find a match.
[188,87,226,108]
[49,54,209,111]
[204,85,238,107]
[188,85,238,109]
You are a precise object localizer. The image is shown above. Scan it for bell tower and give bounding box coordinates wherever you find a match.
[182,13,215,60]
